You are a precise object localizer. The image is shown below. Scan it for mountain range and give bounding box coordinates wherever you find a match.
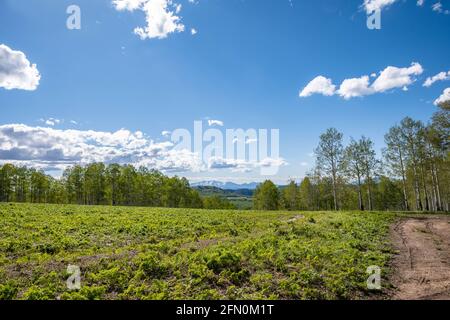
[190,180,260,190]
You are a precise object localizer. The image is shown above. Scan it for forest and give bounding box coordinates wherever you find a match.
[0,102,448,212]
[0,163,238,210]
[255,102,449,212]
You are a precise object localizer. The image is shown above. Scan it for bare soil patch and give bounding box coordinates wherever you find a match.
[389,215,450,300]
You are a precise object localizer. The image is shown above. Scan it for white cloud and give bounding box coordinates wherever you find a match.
[434,88,450,106]
[0,44,41,91]
[363,0,398,14]
[161,130,171,137]
[423,71,450,87]
[0,124,285,175]
[191,28,197,35]
[207,120,224,127]
[41,118,61,127]
[417,0,425,6]
[338,76,374,99]
[371,62,423,93]
[299,76,336,97]
[207,156,287,173]
[432,2,443,12]
[113,0,145,10]
[113,0,185,40]
[0,124,201,173]
[300,62,423,100]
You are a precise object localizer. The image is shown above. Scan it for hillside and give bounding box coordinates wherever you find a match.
[0,203,395,300]
[193,186,254,210]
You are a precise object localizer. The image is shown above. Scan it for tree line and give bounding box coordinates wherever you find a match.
[1,103,448,213]
[254,102,449,212]
[0,163,235,210]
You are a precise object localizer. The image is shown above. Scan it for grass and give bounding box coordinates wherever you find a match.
[0,203,396,300]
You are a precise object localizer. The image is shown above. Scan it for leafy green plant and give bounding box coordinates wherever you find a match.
[0,203,395,300]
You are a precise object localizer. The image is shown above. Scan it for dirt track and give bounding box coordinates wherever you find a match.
[390,216,450,300]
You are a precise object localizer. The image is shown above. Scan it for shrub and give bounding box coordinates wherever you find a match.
[0,282,18,300]
[205,250,242,274]
[139,253,169,279]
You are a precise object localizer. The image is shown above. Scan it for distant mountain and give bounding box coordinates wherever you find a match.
[191,180,260,190]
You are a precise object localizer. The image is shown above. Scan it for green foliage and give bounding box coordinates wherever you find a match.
[203,196,236,210]
[0,203,397,300]
[205,250,242,274]
[282,181,300,211]
[253,180,280,211]
[0,163,205,209]
[138,253,169,279]
[0,282,18,300]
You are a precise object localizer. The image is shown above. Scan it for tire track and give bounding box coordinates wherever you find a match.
[389,216,450,300]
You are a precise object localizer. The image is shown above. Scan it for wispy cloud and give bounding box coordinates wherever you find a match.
[424,71,450,87]
[362,0,398,14]
[40,118,62,127]
[207,120,224,127]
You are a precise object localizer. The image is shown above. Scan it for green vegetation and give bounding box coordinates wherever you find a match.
[254,181,280,211]
[258,108,448,213]
[0,203,396,300]
[0,164,237,210]
[194,186,253,210]
[0,106,447,213]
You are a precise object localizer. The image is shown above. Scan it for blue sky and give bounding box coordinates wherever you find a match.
[0,0,449,183]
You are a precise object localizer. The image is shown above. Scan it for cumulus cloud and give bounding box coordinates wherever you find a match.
[0,124,284,175]
[300,62,423,100]
[423,71,450,87]
[371,62,423,93]
[113,0,185,39]
[0,124,201,173]
[434,88,450,106]
[338,76,374,100]
[0,44,41,91]
[362,0,398,13]
[299,76,336,97]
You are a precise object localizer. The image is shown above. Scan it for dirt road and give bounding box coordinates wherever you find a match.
[389,215,450,300]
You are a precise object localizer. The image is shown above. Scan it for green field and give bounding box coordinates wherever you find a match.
[0,203,396,300]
